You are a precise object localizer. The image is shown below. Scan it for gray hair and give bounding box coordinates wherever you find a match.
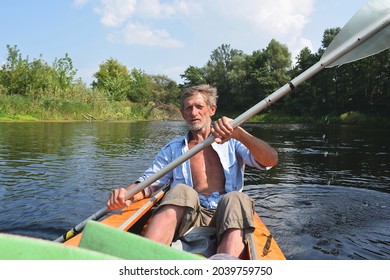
[180,84,218,109]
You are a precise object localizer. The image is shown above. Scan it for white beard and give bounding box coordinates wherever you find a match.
[187,119,210,132]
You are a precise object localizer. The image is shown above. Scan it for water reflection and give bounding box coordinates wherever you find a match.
[244,123,390,193]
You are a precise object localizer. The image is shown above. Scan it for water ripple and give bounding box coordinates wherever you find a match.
[0,121,389,259]
[246,184,390,260]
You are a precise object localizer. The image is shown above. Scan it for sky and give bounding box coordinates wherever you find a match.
[1,0,369,86]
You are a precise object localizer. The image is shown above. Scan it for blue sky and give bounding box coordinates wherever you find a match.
[1,0,369,86]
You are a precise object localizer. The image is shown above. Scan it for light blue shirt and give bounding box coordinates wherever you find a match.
[137,131,270,209]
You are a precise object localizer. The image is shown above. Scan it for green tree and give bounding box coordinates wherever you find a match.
[149,74,180,104]
[321,27,341,51]
[367,50,390,116]
[226,55,247,108]
[292,27,342,117]
[204,44,243,109]
[233,40,291,113]
[285,47,320,115]
[52,53,77,90]
[0,45,30,95]
[128,68,150,103]
[28,56,56,95]
[262,39,292,111]
[240,49,268,106]
[0,45,80,97]
[264,39,291,83]
[180,66,206,88]
[92,58,131,101]
[335,49,390,116]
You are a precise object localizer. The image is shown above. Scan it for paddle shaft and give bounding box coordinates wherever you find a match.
[54,3,389,243]
[118,185,168,231]
[54,207,108,242]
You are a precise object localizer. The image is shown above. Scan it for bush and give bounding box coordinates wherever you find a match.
[340,111,367,125]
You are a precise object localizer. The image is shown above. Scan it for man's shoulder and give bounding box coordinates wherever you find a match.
[163,135,186,149]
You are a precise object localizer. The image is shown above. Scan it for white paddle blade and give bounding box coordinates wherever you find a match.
[323,0,390,68]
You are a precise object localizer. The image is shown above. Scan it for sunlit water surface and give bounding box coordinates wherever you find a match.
[0,121,389,259]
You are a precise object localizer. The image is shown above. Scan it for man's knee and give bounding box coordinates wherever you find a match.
[219,191,253,208]
[213,192,254,242]
[160,183,199,209]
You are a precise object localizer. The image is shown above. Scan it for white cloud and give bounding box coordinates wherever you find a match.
[219,0,315,61]
[241,0,313,34]
[89,0,185,47]
[94,0,137,27]
[194,0,315,49]
[137,0,178,19]
[81,0,316,52]
[109,22,184,47]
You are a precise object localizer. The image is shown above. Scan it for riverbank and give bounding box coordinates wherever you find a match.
[248,111,390,126]
[0,93,181,122]
[1,94,388,126]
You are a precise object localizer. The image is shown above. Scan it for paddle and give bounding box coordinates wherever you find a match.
[54,0,390,243]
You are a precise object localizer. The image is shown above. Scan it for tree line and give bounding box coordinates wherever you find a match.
[0,45,180,105]
[180,28,389,119]
[1,27,389,121]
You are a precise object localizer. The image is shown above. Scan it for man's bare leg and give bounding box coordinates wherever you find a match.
[217,228,246,258]
[142,205,185,245]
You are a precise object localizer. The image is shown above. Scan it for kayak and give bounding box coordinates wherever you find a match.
[63,187,286,260]
[0,187,285,260]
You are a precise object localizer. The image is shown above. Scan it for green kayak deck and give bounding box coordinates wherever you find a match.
[0,221,203,260]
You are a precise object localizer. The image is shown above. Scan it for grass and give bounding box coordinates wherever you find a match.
[1,93,388,126]
[0,92,181,121]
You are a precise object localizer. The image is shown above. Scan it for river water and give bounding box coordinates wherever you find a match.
[0,121,389,260]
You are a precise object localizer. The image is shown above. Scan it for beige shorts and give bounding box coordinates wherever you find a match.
[156,184,255,242]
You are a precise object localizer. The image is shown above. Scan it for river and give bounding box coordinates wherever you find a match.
[0,121,389,260]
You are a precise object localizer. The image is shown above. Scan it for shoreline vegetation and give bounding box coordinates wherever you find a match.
[1,93,388,126]
[1,29,389,126]
[0,91,182,122]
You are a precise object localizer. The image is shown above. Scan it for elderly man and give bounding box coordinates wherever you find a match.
[107,84,278,259]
